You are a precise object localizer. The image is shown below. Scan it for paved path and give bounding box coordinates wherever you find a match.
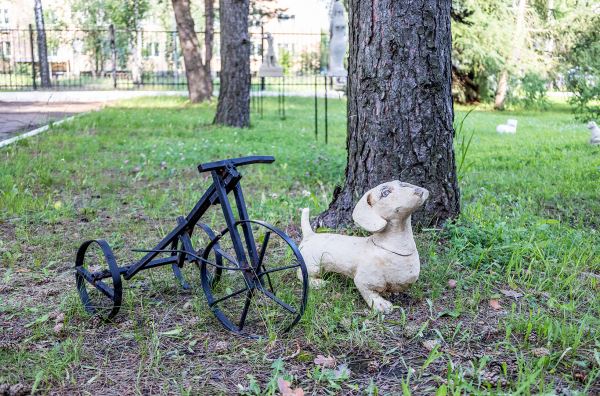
[0,89,344,144]
[0,101,102,142]
[0,90,185,103]
[0,91,186,143]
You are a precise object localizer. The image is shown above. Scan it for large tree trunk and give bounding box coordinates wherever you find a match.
[33,0,51,88]
[172,0,211,103]
[214,0,250,128]
[317,0,459,228]
[494,0,527,110]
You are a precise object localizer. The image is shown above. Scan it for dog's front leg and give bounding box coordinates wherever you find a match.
[354,278,393,313]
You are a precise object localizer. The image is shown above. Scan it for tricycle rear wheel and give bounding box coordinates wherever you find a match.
[74,239,123,321]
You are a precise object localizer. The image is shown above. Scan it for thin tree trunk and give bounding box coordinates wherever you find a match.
[494,0,527,110]
[132,0,142,85]
[33,0,51,88]
[317,0,459,228]
[203,0,214,96]
[214,0,250,127]
[172,0,211,103]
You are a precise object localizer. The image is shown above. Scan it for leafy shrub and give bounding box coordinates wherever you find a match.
[520,72,549,109]
[561,13,599,121]
[506,73,549,110]
[565,66,599,121]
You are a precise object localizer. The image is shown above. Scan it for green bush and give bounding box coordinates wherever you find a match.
[506,73,549,110]
[561,13,599,121]
[565,67,599,121]
[520,72,549,109]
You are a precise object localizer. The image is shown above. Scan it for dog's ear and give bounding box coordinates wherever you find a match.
[352,189,387,233]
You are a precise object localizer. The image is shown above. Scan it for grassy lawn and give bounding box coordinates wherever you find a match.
[0,96,598,395]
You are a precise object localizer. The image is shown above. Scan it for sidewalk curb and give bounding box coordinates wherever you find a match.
[0,113,82,149]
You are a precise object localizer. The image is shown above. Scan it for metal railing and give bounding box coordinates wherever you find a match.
[0,26,331,91]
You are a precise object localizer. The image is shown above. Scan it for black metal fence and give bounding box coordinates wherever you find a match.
[0,26,330,91]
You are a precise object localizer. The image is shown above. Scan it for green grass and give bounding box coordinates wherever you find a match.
[0,96,598,395]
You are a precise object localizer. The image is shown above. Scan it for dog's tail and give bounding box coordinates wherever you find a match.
[301,208,315,238]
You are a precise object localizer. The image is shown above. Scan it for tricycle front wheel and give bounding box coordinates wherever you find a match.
[200,220,309,338]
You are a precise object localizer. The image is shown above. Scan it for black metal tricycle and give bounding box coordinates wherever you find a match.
[74,156,309,337]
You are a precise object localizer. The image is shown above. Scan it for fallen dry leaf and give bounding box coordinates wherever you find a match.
[500,289,523,299]
[277,378,304,396]
[448,279,457,289]
[531,347,550,357]
[214,341,229,352]
[53,323,64,334]
[314,354,336,368]
[422,339,440,351]
[489,299,502,310]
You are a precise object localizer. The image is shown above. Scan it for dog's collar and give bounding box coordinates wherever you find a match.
[370,238,415,257]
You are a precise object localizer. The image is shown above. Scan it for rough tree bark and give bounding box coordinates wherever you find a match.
[172,0,213,103]
[317,0,460,228]
[494,0,527,110]
[214,0,251,128]
[33,0,51,88]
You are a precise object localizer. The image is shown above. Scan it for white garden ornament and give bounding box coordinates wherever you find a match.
[299,181,429,313]
[588,121,600,145]
[328,0,348,78]
[258,33,283,77]
[496,119,518,134]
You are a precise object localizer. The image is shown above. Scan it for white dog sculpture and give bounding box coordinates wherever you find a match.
[496,119,518,134]
[588,121,600,145]
[299,181,429,313]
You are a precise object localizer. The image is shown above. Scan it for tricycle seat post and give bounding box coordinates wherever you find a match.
[74,155,309,338]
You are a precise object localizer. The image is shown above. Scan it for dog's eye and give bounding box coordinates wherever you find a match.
[380,188,391,198]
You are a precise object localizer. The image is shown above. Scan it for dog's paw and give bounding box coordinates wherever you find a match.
[371,298,393,313]
[308,278,326,289]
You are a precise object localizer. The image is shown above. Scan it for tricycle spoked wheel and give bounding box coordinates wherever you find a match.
[74,240,122,321]
[171,223,223,290]
[200,220,308,338]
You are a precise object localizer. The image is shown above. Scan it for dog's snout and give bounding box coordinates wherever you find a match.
[413,187,429,200]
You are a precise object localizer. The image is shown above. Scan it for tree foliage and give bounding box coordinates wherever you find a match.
[451,0,598,117]
[556,7,599,120]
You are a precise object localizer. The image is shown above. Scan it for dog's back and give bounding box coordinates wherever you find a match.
[300,208,369,278]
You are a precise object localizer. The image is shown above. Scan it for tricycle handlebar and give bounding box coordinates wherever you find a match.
[197,156,275,173]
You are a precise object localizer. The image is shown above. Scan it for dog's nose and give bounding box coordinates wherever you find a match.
[414,188,428,200]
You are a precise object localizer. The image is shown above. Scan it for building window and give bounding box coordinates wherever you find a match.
[0,41,10,58]
[1,9,9,26]
[144,42,159,58]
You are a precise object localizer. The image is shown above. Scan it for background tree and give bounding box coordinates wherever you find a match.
[451,1,512,103]
[554,2,599,120]
[33,0,51,87]
[249,0,287,26]
[132,0,143,85]
[493,0,527,110]
[317,0,460,228]
[71,0,149,77]
[171,0,214,103]
[214,0,251,127]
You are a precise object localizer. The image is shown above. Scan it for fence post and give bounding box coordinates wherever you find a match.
[28,24,37,90]
[109,24,117,89]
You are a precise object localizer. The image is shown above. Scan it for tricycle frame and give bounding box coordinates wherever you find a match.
[75,156,309,336]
